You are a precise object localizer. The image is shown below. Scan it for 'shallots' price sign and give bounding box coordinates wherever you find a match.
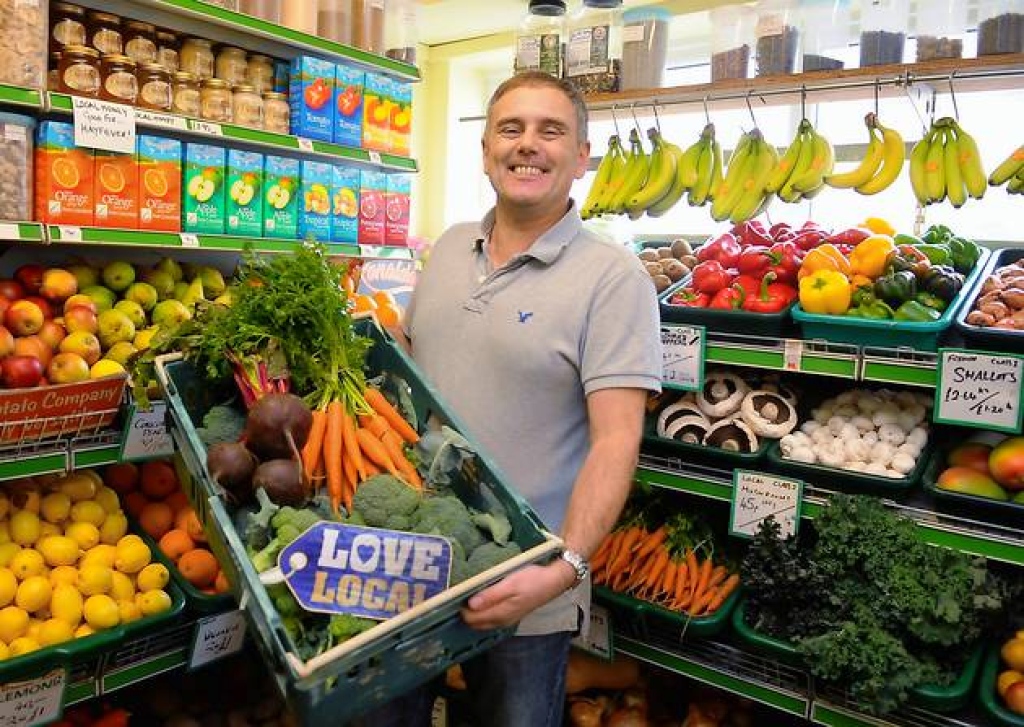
[72,97,135,154]
[189,609,247,670]
[0,668,66,726]
[660,324,705,391]
[571,604,613,661]
[120,401,175,462]
[729,470,804,539]
[935,349,1024,433]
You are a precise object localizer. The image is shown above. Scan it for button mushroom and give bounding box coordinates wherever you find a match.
[702,417,759,453]
[739,390,798,439]
[697,372,749,419]
[656,400,708,438]
[665,415,710,445]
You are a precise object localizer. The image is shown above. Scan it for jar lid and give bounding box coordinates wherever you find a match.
[125,21,156,33]
[202,78,230,88]
[262,91,287,100]
[582,0,622,8]
[156,31,178,42]
[140,62,169,73]
[63,44,100,58]
[88,11,122,24]
[53,3,85,16]
[249,54,272,63]
[528,0,566,15]
[102,54,136,66]
[174,70,198,82]
[218,46,246,55]
[233,83,256,93]
[184,37,212,45]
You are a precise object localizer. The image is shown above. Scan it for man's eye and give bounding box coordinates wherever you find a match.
[499,126,520,136]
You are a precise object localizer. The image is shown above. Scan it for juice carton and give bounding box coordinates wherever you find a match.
[362,72,391,152]
[389,79,413,157]
[274,60,290,93]
[333,62,365,148]
[263,155,300,239]
[183,143,226,234]
[384,174,411,247]
[290,56,335,142]
[93,150,139,229]
[226,149,264,237]
[298,160,333,242]
[34,121,94,226]
[330,164,360,244]
[358,170,387,245]
[137,135,181,232]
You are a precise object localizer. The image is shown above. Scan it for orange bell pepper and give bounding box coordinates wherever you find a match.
[798,243,851,280]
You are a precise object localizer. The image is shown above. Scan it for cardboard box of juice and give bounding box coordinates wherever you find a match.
[333,62,365,148]
[362,72,391,153]
[330,164,360,244]
[298,160,333,242]
[358,170,387,245]
[389,79,413,157]
[183,143,226,234]
[93,149,139,229]
[226,149,264,237]
[137,135,181,232]
[384,173,411,247]
[34,121,94,226]
[263,155,300,239]
[274,60,290,93]
[290,56,335,142]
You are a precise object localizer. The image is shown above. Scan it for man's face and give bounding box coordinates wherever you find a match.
[482,85,590,216]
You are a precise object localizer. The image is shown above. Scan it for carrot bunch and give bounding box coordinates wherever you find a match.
[300,385,422,514]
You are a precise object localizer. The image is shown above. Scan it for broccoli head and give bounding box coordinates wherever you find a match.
[382,514,411,531]
[410,495,485,555]
[329,613,376,642]
[196,404,246,447]
[351,474,421,528]
[245,487,280,553]
[466,542,522,579]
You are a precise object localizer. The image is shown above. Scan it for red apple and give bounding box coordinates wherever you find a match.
[13,335,52,368]
[0,326,13,357]
[0,355,44,388]
[1005,680,1024,715]
[63,295,98,315]
[47,352,90,384]
[0,298,10,320]
[4,300,44,336]
[23,296,53,320]
[39,269,78,302]
[62,306,98,334]
[14,264,44,294]
[0,278,24,301]
[37,320,67,351]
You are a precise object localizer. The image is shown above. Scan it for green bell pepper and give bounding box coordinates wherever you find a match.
[894,300,942,322]
[874,270,917,307]
[914,291,948,312]
[921,264,965,303]
[921,224,954,246]
[948,237,982,274]
[915,244,952,266]
[850,298,895,319]
[893,233,926,247]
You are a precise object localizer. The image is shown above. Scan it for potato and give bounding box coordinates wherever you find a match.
[653,274,672,293]
[643,261,664,277]
[662,259,687,282]
[638,248,659,263]
[679,254,698,268]
[656,246,674,259]
[670,238,693,259]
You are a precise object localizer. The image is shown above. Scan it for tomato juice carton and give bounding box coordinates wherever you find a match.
[298,160,333,242]
[362,72,391,152]
[34,121,94,226]
[183,143,226,234]
[226,149,264,237]
[263,155,299,239]
[388,79,413,157]
[333,62,365,148]
[290,56,335,142]
[137,135,181,232]
[330,164,360,244]
[384,174,411,247]
[93,149,139,229]
[358,170,387,245]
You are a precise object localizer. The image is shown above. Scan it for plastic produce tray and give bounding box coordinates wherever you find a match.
[659,276,796,335]
[765,439,930,496]
[920,447,1024,527]
[954,247,1024,352]
[642,417,770,467]
[595,584,739,639]
[730,599,804,666]
[980,643,1024,727]
[156,322,562,725]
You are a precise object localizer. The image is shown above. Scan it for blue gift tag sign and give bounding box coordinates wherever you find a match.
[279,523,452,620]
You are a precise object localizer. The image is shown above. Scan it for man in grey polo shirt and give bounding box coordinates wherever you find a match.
[391,71,661,726]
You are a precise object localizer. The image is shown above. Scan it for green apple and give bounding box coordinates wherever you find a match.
[123,282,159,312]
[81,285,116,313]
[101,261,135,292]
[197,267,225,298]
[67,264,99,291]
[155,257,184,283]
[151,299,191,328]
[113,299,147,329]
[97,308,136,349]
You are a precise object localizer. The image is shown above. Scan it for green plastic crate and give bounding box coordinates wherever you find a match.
[765,439,930,496]
[730,599,804,666]
[954,247,1024,354]
[980,644,1024,726]
[920,446,1024,527]
[155,322,562,724]
[643,417,771,468]
[659,276,796,336]
[595,584,739,639]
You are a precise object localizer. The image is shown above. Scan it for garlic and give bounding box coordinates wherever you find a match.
[897,442,922,459]
[846,461,867,472]
[811,428,833,445]
[884,468,906,478]
[895,390,919,409]
[818,441,847,468]
[889,451,916,474]
[877,423,907,446]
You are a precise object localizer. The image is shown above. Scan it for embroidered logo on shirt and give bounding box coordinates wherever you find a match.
[517,310,534,323]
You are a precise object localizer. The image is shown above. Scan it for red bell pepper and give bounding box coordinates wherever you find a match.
[769,222,793,239]
[668,288,710,307]
[825,227,872,246]
[767,241,804,285]
[695,232,742,267]
[709,283,747,310]
[731,220,772,247]
[792,228,829,251]
[690,260,734,294]
[743,273,797,313]
[732,273,762,295]
[737,245,771,276]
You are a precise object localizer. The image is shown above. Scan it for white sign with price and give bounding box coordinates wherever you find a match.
[189,609,247,669]
[0,668,65,726]
[571,603,613,660]
[935,349,1024,434]
[660,324,705,391]
[72,97,135,154]
[729,470,804,539]
[120,401,174,461]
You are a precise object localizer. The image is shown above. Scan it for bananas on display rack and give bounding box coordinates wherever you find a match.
[824,112,905,195]
[988,143,1024,194]
[710,128,779,223]
[764,119,835,204]
[909,117,987,207]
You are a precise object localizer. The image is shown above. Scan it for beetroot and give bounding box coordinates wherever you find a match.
[244,393,312,461]
[253,459,305,506]
[205,441,258,502]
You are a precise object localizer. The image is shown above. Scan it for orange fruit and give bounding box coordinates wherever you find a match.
[98,163,125,194]
[138,501,173,540]
[51,158,80,189]
[1003,639,1024,673]
[177,548,218,588]
[352,294,377,314]
[158,529,194,563]
[175,507,206,544]
[143,168,168,197]
[999,670,1024,698]
[139,461,179,500]
[214,569,229,594]
[103,463,139,495]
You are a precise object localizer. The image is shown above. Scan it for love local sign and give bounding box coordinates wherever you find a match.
[279,523,452,620]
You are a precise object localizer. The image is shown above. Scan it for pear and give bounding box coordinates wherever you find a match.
[197,267,226,298]
[155,257,183,283]
[180,278,205,310]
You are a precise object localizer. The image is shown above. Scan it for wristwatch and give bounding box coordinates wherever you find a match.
[559,548,589,590]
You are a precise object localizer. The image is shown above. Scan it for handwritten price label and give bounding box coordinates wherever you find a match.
[190,120,223,136]
[189,610,247,670]
[296,137,315,152]
[180,233,200,249]
[729,470,803,539]
[72,97,135,154]
[571,604,613,660]
[660,324,705,391]
[0,668,65,726]
[367,150,383,165]
[120,402,174,462]
[57,225,82,242]
[935,349,1024,433]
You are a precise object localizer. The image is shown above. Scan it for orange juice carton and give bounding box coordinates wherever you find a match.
[362,72,391,152]
[358,170,386,245]
[298,160,333,242]
[183,143,226,234]
[388,79,413,157]
[333,62,364,148]
[384,174,411,247]
[137,135,181,232]
[263,155,299,239]
[290,56,335,142]
[34,121,94,226]
[93,149,139,229]
[330,164,360,244]
[226,149,264,237]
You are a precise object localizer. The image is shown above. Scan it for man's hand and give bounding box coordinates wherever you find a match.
[460,560,575,630]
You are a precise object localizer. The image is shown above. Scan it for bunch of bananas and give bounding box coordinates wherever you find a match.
[710,128,779,223]
[824,112,905,195]
[909,117,986,207]
[988,143,1024,194]
[765,119,835,203]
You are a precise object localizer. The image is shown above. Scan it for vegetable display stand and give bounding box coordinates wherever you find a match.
[595,584,740,639]
[921,447,1024,527]
[954,247,1024,352]
[659,276,796,336]
[907,642,984,713]
[980,644,1024,727]
[766,439,928,496]
[156,322,562,724]
[729,599,804,666]
[642,418,770,467]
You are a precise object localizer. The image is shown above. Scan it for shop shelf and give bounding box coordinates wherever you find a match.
[954,247,1024,353]
[642,417,771,467]
[979,644,1024,727]
[730,600,804,666]
[659,277,797,336]
[0,82,42,110]
[703,332,860,379]
[0,220,45,242]
[765,439,929,497]
[594,584,740,639]
[860,347,939,388]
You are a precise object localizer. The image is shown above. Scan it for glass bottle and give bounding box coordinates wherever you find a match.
[137,62,172,111]
[262,91,290,133]
[58,44,100,97]
[232,84,264,128]
[565,0,623,94]
[99,54,138,105]
[514,0,564,77]
[172,71,200,116]
[385,0,419,64]
[180,38,215,80]
[215,45,248,86]
[859,0,909,66]
[798,0,850,71]
[200,77,232,122]
[247,54,275,93]
[976,0,1024,56]
[709,5,755,81]
[156,32,180,73]
[913,0,965,61]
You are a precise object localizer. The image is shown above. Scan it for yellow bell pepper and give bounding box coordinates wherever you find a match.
[862,216,896,237]
[798,243,851,280]
[799,269,852,315]
[848,234,896,278]
[849,273,873,293]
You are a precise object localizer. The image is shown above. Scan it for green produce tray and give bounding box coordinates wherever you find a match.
[954,247,1024,353]
[595,584,739,639]
[791,248,990,351]
[156,322,562,725]
[659,276,796,335]
[643,417,770,467]
[920,446,1024,527]
[730,599,804,666]
[980,643,1024,726]
[765,439,929,496]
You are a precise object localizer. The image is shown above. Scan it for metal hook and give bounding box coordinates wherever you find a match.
[610,104,621,138]
[902,75,929,134]
[702,96,711,126]
[652,100,661,133]
[800,85,807,120]
[948,71,959,120]
[874,77,880,117]
[629,102,642,136]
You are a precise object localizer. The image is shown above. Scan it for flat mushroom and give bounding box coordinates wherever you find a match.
[665,414,709,445]
[702,417,759,453]
[740,390,798,438]
[697,372,749,419]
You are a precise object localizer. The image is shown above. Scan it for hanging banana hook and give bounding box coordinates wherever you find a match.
[902,72,929,134]
[745,90,757,127]
[652,100,661,133]
[800,85,807,120]
[629,102,642,136]
[874,77,880,117]
[702,95,711,126]
[610,103,621,138]
[948,71,959,121]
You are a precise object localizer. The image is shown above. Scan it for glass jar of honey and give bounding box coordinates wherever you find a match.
[232,84,263,128]
[215,45,248,86]
[57,44,100,97]
[180,37,215,80]
[137,62,172,111]
[87,11,123,56]
[124,21,158,65]
[262,91,289,133]
[246,53,274,93]
[51,3,87,53]
[172,70,200,116]
[156,31,180,73]
[99,54,138,105]
[200,77,232,122]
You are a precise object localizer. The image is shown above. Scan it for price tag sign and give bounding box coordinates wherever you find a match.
[57,226,82,242]
[368,150,383,165]
[935,349,1024,433]
[572,604,613,660]
[180,233,200,249]
[0,222,19,240]
[729,470,803,539]
[119,401,175,462]
[134,109,188,130]
[190,120,223,136]
[296,137,314,151]
[189,610,247,670]
[783,339,803,371]
[0,668,66,726]
[660,324,705,391]
[72,97,135,154]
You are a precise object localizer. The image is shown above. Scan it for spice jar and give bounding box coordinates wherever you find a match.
[87,11,123,56]
[52,2,87,53]
[156,31,179,72]
[57,44,101,97]
[124,21,157,65]
[215,45,248,86]
[137,62,172,111]
[99,54,138,105]
[180,37,215,80]
[710,5,755,81]
[262,91,289,133]
[247,53,274,93]
[0,0,48,88]
[232,84,263,128]
[200,77,232,122]
[859,0,908,66]
[565,0,623,95]
[172,70,200,116]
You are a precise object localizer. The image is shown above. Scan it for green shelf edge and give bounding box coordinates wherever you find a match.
[64,679,98,706]
[705,346,857,378]
[0,452,68,479]
[811,703,891,726]
[0,83,42,109]
[636,468,732,501]
[0,222,46,241]
[47,226,361,256]
[861,362,937,387]
[100,649,187,693]
[72,445,123,470]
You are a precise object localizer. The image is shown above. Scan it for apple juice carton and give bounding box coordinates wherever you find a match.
[226,149,264,237]
[298,160,333,242]
[384,174,411,247]
[362,72,391,152]
[93,149,139,229]
[183,143,226,234]
[333,62,365,148]
[388,79,413,157]
[34,121,94,226]
[263,155,299,239]
[330,164,360,244]
[290,56,335,142]
[137,135,181,232]
[358,170,387,245]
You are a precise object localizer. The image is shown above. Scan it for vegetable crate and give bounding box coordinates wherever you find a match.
[156,322,562,724]
[0,374,126,447]
[954,247,1024,353]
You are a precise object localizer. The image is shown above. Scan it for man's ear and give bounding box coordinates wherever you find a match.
[575,141,591,180]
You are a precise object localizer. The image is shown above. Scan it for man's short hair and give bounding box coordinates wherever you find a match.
[485,71,589,144]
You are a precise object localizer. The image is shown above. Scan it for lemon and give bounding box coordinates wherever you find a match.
[0,521,10,544]
[8,511,41,546]
[9,549,45,580]
[93,487,121,515]
[137,589,172,616]
[77,564,113,596]
[117,599,142,624]
[15,576,51,613]
[98,512,128,545]
[37,618,73,646]
[117,534,145,550]
[57,474,97,502]
[0,640,8,660]
[50,584,83,627]
[83,594,119,630]
[80,470,104,491]
[40,492,72,524]
[38,535,80,567]
[25,617,42,640]
[136,563,170,592]
[8,636,40,657]
[49,565,78,587]
[70,501,106,527]
[0,568,16,607]
[0,605,29,643]
[65,521,100,550]
[114,541,151,574]
[0,543,18,567]
[79,543,116,569]
[109,571,135,602]
[39,522,62,539]
[74,623,94,639]
[12,489,40,514]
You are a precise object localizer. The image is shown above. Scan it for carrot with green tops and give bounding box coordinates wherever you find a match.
[607,526,643,575]
[381,429,423,489]
[590,533,617,573]
[659,557,677,599]
[324,401,345,513]
[707,565,728,591]
[690,557,714,606]
[671,562,690,610]
[355,426,405,479]
[358,413,391,439]
[341,410,367,482]
[302,407,328,487]
[364,387,420,443]
[342,447,358,490]
[703,574,740,615]
[634,525,668,560]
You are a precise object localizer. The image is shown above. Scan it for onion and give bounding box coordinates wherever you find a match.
[243,393,313,462]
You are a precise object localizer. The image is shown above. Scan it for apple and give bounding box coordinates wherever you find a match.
[23,296,54,320]
[63,295,98,315]
[39,268,78,302]
[0,279,24,301]
[0,326,13,357]
[0,355,44,389]
[81,285,116,312]
[113,300,147,329]
[97,309,136,349]
[151,299,191,328]
[67,264,99,291]
[13,264,44,294]
[37,321,67,351]
[63,306,98,334]
[47,352,90,384]
[59,331,102,366]
[0,298,9,320]
[13,335,52,368]
[1005,680,1024,715]
[4,300,44,336]
[101,261,135,292]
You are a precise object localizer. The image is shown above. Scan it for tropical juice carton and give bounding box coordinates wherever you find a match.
[388,79,413,157]
[298,160,333,242]
[358,170,387,245]
[183,143,226,234]
[137,135,181,232]
[362,72,391,152]
[34,121,94,226]
[384,174,411,247]
[93,149,138,229]
[290,56,335,142]
[330,164,360,244]
[226,149,264,237]
[263,155,300,239]
[333,62,365,148]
